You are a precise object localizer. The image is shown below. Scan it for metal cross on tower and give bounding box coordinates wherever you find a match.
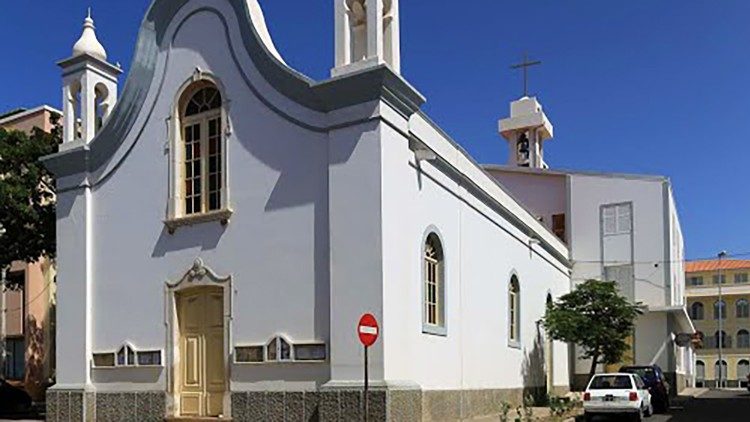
[510,53,542,97]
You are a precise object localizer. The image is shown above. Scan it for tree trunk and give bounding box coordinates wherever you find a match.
[588,354,600,385]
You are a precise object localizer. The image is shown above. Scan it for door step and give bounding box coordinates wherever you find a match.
[165,417,233,422]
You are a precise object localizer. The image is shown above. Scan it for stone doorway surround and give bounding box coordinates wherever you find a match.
[165,258,234,419]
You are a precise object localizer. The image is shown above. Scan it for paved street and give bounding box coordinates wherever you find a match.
[583,389,750,422]
[657,389,750,422]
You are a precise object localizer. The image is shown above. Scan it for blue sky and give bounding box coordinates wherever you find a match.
[1,1,748,260]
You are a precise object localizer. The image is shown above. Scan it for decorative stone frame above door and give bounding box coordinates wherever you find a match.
[164,258,233,417]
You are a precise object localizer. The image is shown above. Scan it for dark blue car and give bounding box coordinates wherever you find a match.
[619,365,670,413]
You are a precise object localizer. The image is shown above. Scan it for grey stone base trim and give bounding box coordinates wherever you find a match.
[47,386,563,421]
[231,388,420,422]
[46,390,165,422]
[46,390,83,422]
[423,388,516,421]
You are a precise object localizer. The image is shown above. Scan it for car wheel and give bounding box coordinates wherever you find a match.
[584,412,595,422]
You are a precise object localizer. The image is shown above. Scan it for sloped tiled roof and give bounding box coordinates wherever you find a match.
[685,259,750,273]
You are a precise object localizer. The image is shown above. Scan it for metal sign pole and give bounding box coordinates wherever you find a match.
[364,345,369,422]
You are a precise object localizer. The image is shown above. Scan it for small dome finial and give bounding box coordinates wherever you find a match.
[72,8,108,61]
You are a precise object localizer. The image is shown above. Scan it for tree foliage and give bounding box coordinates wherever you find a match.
[0,121,60,270]
[542,279,644,380]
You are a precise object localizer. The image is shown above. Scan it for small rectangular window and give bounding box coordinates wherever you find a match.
[689,276,704,286]
[713,275,727,285]
[93,353,116,368]
[294,344,327,361]
[735,273,749,284]
[137,351,162,366]
[552,214,566,242]
[235,346,264,363]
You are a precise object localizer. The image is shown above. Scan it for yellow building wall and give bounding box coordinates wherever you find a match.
[687,266,750,387]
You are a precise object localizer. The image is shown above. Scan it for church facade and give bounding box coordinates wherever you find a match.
[43,1,572,421]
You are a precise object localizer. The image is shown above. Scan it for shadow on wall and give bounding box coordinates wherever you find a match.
[521,323,547,406]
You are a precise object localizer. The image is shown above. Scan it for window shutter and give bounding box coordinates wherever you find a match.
[617,204,632,233]
[603,207,616,235]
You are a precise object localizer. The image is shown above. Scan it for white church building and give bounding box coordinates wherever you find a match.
[487,97,696,392]
[43,1,573,420]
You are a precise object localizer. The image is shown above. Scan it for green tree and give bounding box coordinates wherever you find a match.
[0,122,60,271]
[542,279,644,382]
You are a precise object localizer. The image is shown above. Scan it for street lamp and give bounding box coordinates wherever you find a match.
[717,250,727,388]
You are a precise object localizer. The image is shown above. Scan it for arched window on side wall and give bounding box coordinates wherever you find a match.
[737,299,750,319]
[508,275,521,345]
[696,360,705,380]
[714,300,727,320]
[179,82,224,216]
[422,233,445,334]
[739,360,750,388]
[737,330,750,349]
[690,302,704,320]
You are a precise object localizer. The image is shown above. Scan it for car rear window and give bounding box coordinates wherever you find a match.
[623,367,656,381]
[589,375,633,390]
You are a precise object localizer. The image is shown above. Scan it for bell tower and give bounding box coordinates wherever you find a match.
[499,55,554,169]
[332,0,400,77]
[499,96,554,169]
[58,9,121,148]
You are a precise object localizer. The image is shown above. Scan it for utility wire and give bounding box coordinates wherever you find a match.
[572,251,750,265]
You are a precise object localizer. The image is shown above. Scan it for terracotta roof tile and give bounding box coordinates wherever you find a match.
[685,259,750,273]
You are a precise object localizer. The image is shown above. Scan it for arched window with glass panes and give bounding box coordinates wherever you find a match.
[737,330,750,349]
[422,233,445,334]
[737,299,749,319]
[179,82,225,216]
[714,300,727,320]
[690,302,704,320]
[508,275,521,345]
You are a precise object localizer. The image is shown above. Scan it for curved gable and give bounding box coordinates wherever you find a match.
[44,0,424,183]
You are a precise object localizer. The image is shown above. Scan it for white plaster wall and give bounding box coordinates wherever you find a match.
[667,189,686,308]
[569,175,667,306]
[380,115,571,391]
[487,170,567,235]
[77,5,331,391]
[634,312,670,369]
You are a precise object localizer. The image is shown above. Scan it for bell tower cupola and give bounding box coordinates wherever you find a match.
[332,0,401,77]
[499,54,554,169]
[58,9,122,147]
[499,96,554,169]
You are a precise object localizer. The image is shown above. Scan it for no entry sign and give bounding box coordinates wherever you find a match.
[358,313,379,347]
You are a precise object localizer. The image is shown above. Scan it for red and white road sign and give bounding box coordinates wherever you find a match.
[358,313,379,347]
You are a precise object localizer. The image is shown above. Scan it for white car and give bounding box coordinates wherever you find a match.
[583,373,652,421]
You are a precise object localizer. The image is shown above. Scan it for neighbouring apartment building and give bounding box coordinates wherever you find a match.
[0,105,60,400]
[686,259,750,388]
[486,95,696,393]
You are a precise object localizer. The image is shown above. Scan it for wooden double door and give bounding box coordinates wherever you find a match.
[177,287,226,417]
